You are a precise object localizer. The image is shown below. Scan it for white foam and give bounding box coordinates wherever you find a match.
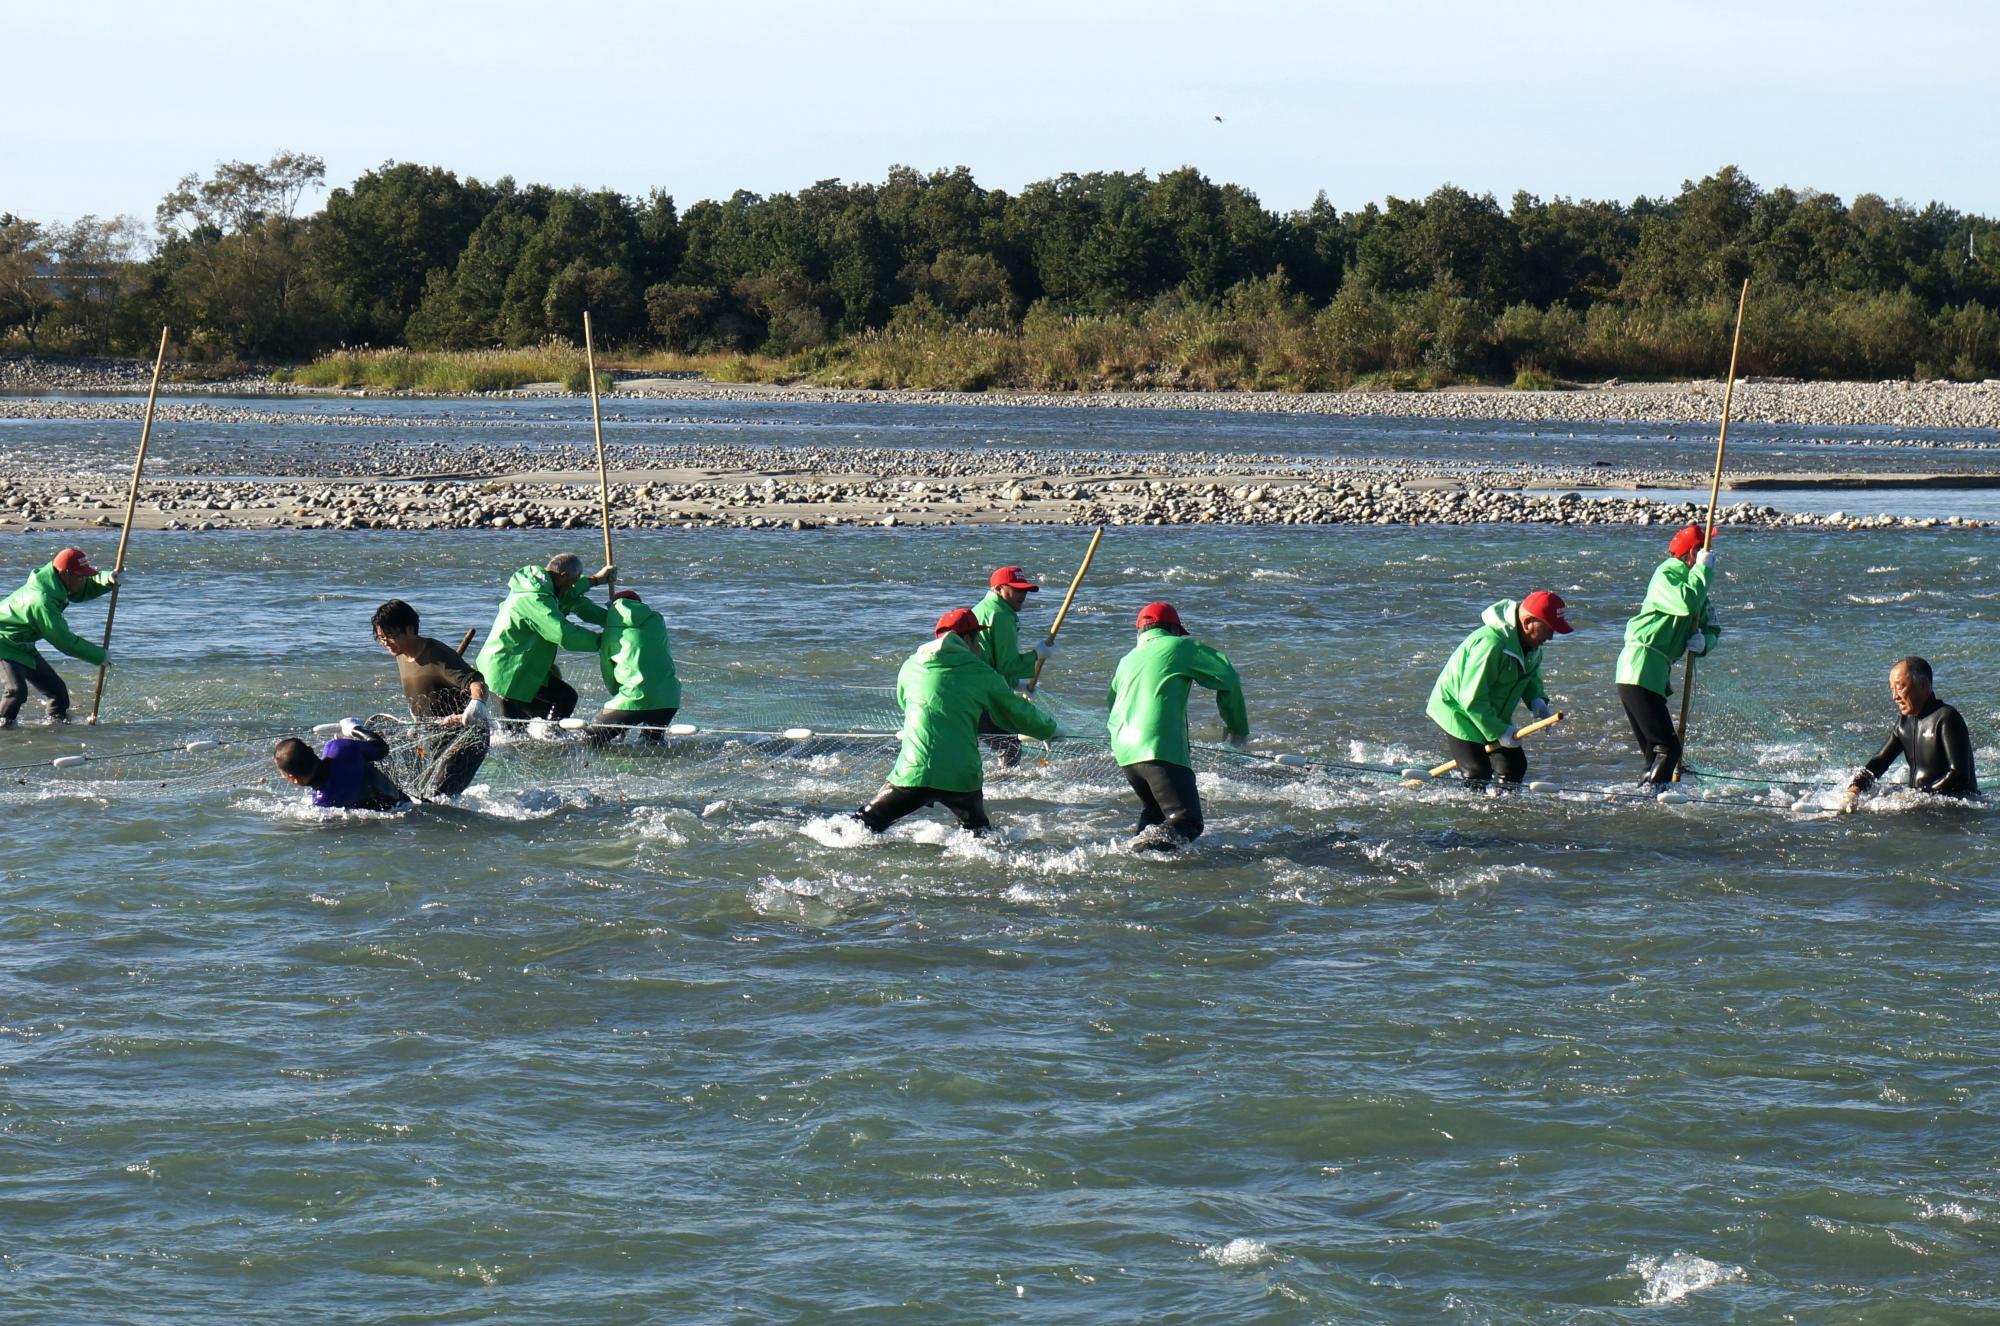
[800,812,873,848]
[1199,1237,1274,1268]
[1912,1196,1982,1224]
[1624,1251,1742,1304]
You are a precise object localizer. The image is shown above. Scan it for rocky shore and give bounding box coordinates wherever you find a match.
[3,359,1996,535]
[0,465,1975,536]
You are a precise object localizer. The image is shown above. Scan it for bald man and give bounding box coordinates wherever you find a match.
[1847,656,1978,800]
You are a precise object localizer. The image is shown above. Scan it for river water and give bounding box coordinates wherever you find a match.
[3,400,2000,1321]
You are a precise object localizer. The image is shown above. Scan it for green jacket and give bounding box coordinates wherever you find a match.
[474,565,607,702]
[598,597,681,711]
[1107,628,1249,767]
[1426,599,1550,743]
[0,565,113,668]
[972,590,1039,685]
[1616,557,1719,697]
[889,632,1058,793]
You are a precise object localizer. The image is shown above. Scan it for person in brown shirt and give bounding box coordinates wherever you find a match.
[372,599,492,798]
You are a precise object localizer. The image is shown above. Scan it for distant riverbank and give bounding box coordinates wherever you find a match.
[8,353,2000,431]
[3,390,1994,536]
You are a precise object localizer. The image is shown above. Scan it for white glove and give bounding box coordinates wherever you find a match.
[337,717,366,739]
[1497,726,1522,749]
[1013,678,1033,693]
[460,697,490,727]
[1695,547,1714,568]
[104,571,120,588]
[1033,641,1054,661]
[1527,697,1553,720]
[1687,635,1711,659]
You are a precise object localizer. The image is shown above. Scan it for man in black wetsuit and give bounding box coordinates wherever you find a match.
[1846,656,1978,800]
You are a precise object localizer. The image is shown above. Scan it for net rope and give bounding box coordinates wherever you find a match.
[0,678,1352,806]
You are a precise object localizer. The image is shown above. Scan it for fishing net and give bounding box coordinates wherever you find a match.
[0,677,1338,808]
[1675,618,2000,798]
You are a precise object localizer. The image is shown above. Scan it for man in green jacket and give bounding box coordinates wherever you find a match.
[1107,601,1249,849]
[1617,523,1720,784]
[972,565,1051,768]
[474,553,613,721]
[852,607,1059,837]
[1425,591,1570,788]
[0,548,116,728]
[588,589,681,745]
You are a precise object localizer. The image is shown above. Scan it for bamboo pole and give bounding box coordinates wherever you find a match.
[86,326,170,724]
[583,311,615,596]
[1025,526,1103,696]
[1401,711,1564,787]
[1672,278,1750,776]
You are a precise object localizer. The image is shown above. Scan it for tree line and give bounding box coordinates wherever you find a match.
[4,154,1999,385]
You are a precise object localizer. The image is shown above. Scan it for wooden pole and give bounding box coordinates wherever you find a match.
[455,628,476,657]
[584,311,615,596]
[1025,526,1103,696]
[1672,278,1750,774]
[1402,711,1564,787]
[86,325,169,724]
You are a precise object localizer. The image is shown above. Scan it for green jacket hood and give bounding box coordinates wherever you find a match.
[1480,599,1523,642]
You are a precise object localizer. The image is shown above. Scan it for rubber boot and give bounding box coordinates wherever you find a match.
[1639,747,1677,786]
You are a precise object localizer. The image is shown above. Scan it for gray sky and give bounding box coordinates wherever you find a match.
[11,0,1996,227]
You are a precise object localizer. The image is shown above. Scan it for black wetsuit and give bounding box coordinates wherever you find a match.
[1853,696,1978,798]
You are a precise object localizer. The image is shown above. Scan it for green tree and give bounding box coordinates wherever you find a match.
[0,216,56,350]
[310,162,493,343]
[152,150,332,356]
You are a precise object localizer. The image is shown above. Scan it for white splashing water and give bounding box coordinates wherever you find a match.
[1624,1251,1742,1304]
[1200,1237,1274,1268]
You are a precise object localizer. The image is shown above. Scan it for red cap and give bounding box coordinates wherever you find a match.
[1520,591,1573,635]
[1136,601,1183,632]
[989,566,1038,592]
[610,589,643,603]
[934,607,987,637]
[1668,523,1713,559]
[53,547,96,577]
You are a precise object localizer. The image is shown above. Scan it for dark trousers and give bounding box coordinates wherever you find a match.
[1619,683,1682,782]
[1122,759,1204,846]
[414,725,491,799]
[586,705,677,746]
[1445,733,1526,787]
[854,784,990,836]
[498,672,578,722]
[977,715,1022,768]
[0,653,70,724]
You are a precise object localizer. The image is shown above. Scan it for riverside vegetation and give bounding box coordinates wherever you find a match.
[5,155,2000,389]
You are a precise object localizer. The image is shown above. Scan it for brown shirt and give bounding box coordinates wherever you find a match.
[397,637,484,721]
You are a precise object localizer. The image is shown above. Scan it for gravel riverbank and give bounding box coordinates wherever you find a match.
[5,364,1998,535]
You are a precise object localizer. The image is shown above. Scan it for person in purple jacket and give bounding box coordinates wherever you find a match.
[272,718,410,811]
